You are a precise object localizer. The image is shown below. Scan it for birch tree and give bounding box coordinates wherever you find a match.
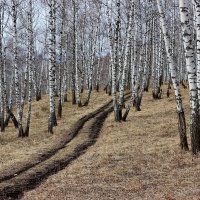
[179,0,200,154]
[118,0,135,116]
[12,0,24,137]
[157,0,189,150]
[24,0,33,137]
[112,0,121,121]
[73,0,81,107]
[194,1,200,107]
[48,0,57,134]
[0,5,4,132]
[57,0,65,118]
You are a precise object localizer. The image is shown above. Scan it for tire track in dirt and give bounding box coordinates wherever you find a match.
[0,99,113,184]
[0,93,130,200]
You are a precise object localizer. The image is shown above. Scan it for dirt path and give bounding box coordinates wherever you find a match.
[0,99,113,184]
[21,89,200,200]
[0,92,112,178]
[0,93,131,199]
[0,101,112,199]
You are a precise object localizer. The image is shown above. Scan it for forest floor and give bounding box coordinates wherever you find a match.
[19,86,200,200]
[1,86,200,200]
[0,91,111,179]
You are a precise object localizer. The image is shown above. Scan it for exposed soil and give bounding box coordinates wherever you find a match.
[0,91,112,176]
[0,92,131,199]
[0,99,112,183]
[0,100,112,199]
[21,87,200,200]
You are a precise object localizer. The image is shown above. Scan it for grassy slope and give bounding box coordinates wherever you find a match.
[22,86,200,200]
[0,91,111,175]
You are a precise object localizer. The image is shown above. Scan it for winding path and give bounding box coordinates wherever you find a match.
[0,93,130,200]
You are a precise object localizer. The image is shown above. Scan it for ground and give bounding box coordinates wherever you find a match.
[0,91,111,176]
[14,86,200,200]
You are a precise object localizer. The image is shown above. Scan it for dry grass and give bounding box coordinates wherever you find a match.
[0,91,111,175]
[21,86,200,200]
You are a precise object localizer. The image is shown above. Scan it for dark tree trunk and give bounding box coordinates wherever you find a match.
[48,117,53,134]
[48,111,57,134]
[144,78,150,92]
[1,114,4,132]
[72,89,76,104]
[190,111,200,154]
[177,111,189,151]
[166,81,171,98]
[78,101,82,107]
[159,74,163,87]
[36,89,42,101]
[103,83,108,93]
[105,86,108,94]
[83,88,92,106]
[64,93,68,102]
[108,86,111,96]
[135,96,141,111]
[144,86,148,92]
[114,104,122,122]
[4,114,9,126]
[24,126,30,137]
[116,81,120,92]
[58,99,62,118]
[5,110,18,128]
[166,89,170,98]
[18,126,24,137]
[168,82,171,89]
[122,105,130,121]
[96,84,99,92]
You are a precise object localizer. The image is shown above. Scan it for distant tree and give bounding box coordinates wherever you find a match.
[48,0,57,134]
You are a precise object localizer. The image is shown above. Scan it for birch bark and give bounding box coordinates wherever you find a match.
[179,0,200,153]
[157,0,189,150]
[119,0,135,108]
[12,0,24,137]
[48,0,57,134]
[24,0,33,137]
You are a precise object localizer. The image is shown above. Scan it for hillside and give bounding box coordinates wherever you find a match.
[19,87,200,200]
[1,0,200,199]
[0,91,112,179]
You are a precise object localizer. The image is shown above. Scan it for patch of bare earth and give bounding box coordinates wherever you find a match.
[21,87,200,200]
[0,91,111,178]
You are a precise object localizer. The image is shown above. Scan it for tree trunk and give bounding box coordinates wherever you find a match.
[179,0,200,154]
[48,0,57,134]
[12,0,24,137]
[24,0,34,137]
[73,0,81,107]
[157,0,189,150]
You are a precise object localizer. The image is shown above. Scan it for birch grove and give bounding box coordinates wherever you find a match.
[1,0,200,154]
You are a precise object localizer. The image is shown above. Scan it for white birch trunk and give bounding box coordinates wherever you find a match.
[119,0,134,106]
[24,0,33,137]
[179,0,200,154]
[113,0,121,121]
[48,0,57,134]
[12,0,24,137]
[0,6,4,132]
[73,0,81,107]
[157,0,189,150]
[194,2,200,106]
